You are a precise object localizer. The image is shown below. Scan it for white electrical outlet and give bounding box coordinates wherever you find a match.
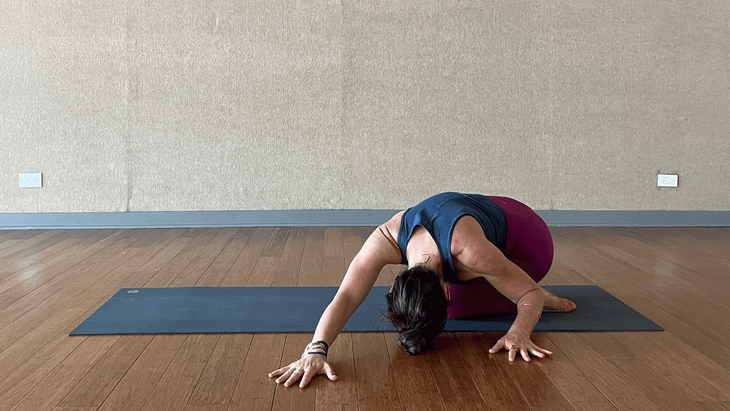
[19,173,43,188]
[657,174,678,187]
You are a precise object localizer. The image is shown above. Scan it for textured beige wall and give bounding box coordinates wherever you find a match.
[2,0,728,213]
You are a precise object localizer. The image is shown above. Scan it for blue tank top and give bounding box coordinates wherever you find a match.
[396,192,507,284]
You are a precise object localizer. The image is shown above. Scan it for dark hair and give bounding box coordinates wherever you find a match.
[384,265,448,355]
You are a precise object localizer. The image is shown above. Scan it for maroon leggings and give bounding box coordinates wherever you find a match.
[446,196,554,319]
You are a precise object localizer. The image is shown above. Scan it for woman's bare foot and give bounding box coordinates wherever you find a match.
[542,288,577,312]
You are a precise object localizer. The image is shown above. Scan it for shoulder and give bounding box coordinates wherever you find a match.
[337,211,405,297]
[381,210,405,240]
[450,216,507,276]
[354,211,405,267]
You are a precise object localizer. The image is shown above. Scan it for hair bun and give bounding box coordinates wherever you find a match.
[398,328,427,355]
[385,265,448,355]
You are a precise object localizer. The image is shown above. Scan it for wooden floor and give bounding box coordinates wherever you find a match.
[0,226,729,411]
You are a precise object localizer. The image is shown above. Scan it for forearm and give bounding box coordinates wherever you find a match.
[311,294,358,347]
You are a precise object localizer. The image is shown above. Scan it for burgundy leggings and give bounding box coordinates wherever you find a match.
[446,196,554,319]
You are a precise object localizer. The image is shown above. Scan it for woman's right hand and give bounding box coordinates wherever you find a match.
[268,353,338,388]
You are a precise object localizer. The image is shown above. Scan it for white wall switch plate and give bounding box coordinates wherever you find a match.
[19,173,42,188]
[657,174,678,187]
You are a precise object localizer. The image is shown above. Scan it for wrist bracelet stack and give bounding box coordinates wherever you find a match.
[516,287,543,319]
[518,302,542,319]
[302,340,329,358]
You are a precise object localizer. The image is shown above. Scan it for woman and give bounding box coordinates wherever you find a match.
[268,192,576,388]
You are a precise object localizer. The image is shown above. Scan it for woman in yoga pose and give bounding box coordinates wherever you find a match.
[269,192,576,388]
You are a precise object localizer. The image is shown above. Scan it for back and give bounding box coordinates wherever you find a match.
[396,192,507,283]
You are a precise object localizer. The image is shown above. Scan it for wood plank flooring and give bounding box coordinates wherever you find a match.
[0,227,729,411]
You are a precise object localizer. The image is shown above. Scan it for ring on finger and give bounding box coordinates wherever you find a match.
[292,368,301,374]
[509,345,518,351]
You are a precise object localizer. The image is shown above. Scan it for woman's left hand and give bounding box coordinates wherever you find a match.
[488,330,553,362]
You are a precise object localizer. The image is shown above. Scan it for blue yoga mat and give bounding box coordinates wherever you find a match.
[70,285,662,336]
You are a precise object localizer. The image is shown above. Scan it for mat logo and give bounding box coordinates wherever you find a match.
[128,290,139,294]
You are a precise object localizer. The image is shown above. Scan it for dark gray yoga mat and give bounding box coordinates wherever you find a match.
[70,285,663,336]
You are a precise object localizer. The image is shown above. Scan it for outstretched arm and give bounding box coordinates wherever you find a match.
[268,222,402,388]
[451,217,552,362]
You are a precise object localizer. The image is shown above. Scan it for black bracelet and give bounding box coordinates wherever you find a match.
[312,340,329,353]
[305,340,329,357]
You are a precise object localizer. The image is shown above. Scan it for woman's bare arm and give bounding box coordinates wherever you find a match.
[310,224,402,349]
[269,218,402,388]
[451,217,550,361]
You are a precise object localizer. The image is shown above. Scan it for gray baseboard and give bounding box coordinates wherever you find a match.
[0,210,399,230]
[537,210,730,227]
[1,209,729,230]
